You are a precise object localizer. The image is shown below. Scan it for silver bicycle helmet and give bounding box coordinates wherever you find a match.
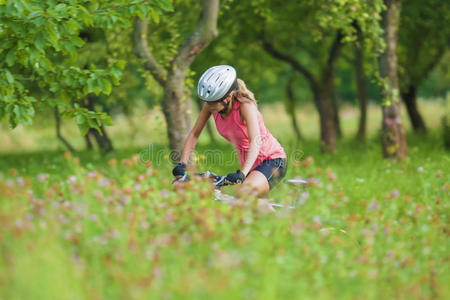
[197,65,237,102]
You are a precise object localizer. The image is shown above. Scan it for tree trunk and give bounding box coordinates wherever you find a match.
[285,72,302,141]
[84,134,93,150]
[162,76,192,161]
[354,24,368,141]
[133,0,219,161]
[54,107,76,153]
[401,85,427,133]
[88,127,114,154]
[331,88,342,139]
[316,89,337,153]
[194,97,216,143]
[379,0,407,158]
[85,94,114,153]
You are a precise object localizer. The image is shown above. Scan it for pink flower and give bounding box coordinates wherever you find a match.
[369,200,378,211]
[87,171,98,178]
[160,189,170,199]
[98,178,110,187]
[37,173,49,182]
[391,189,399,198]
[90,214,98,222]
[67,175,77,183]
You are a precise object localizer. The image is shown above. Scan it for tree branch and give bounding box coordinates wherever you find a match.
[171,0,219,73]
[416,48,446,85]
[54,107,76,153]
[133,17,167,86]
[322,31,344,82]
[94,1,148,13]
[261,33,319,90]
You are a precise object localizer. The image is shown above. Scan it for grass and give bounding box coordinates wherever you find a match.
[0,100,449,299]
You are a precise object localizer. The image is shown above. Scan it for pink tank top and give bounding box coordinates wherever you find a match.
[213,101,286,171]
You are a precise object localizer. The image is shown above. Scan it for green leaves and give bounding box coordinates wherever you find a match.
[62,105,114,136]
[0,0,166,131]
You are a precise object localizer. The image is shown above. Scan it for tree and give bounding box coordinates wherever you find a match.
[255,0,384,153]
[133,0,219,160]
[285,70,302,141]
[353,22,368,140]
[378,0,407,158]
[0,1,171,150]
[398,0,450,133]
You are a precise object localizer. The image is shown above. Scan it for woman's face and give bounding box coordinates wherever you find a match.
[205,94,232,113]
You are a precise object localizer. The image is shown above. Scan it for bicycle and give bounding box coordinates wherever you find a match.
[172,170,314,209]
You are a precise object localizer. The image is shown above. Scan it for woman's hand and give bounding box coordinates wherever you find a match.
[225,169,246,184]
[172,162,186,178]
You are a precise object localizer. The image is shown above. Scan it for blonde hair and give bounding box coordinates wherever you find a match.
[230,79,257,105]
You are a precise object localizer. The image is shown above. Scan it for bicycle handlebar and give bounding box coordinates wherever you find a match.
[172,170,229,187]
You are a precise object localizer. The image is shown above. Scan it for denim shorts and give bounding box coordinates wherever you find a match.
[252,158,287,189]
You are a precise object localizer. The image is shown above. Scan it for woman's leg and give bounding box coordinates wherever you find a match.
[236,170,270,198]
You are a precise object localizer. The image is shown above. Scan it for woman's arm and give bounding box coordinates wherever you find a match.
[240,102,262,176]
[180,103,211,164]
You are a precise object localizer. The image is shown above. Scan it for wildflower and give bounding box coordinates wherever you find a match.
[57,214,69,224]
[326,168,337,181]
[368,200,378,211]
[120,195,131,205]
[37,173,49,182]
[64,151,72,160]
[140,221,149,230]
[98,178,110,187]
[386,251,395,259]
[122,159,133,167]
[67,175,77,184]
[302,156,314,168]
[391,189,399,198]
[417,166,424,173]
[160,189,170,199]
[108,158,117,166]
[90,214,98,222]
[108,229,120,239]
[312,216,321,224]
[299,191,309,205]
[87,171,98,178]
[372,224,378,233]
[16,177,24,186]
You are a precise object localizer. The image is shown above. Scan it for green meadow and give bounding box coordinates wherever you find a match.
[1,101,448,299]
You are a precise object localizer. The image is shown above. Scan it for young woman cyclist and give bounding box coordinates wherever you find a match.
[172,65,287,197]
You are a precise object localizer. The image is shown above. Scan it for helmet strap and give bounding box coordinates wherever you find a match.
[218,98,229,115]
